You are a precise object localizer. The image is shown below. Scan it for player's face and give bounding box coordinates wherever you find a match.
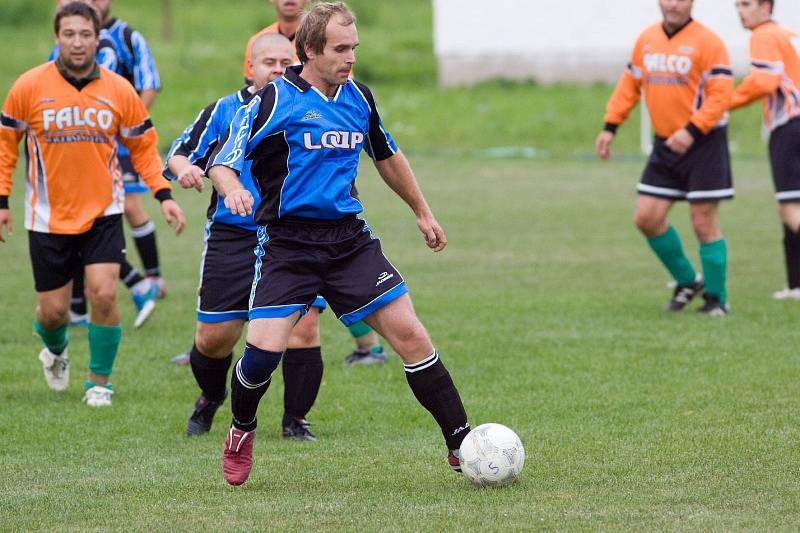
[272,0,305,19]
[91,0,112,20]
[307,16,357,87]
[57,15,99,73]
[735,0,771,29]
[250,43,294,88]
[659,0,693,29]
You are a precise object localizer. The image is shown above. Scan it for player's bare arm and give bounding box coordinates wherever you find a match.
[168,155,204,192]
[374,150,446,252]
[595,130,615,160]
[159,199,186,235]
[208,164,254,217]
[139,88,158,109]
[0,208,11,242]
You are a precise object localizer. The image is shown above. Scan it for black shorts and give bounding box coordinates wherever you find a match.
[28,215,125,292]
[249,216,407,326]
[639,126,734,203]
[769,118,800,203]
[120,152,148,194]
[197,221,326,323]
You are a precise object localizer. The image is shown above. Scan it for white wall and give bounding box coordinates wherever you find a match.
[434,0,800,85]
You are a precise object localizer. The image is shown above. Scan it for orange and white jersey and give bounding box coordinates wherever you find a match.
[604,20,733,138]
[0,61,170,235]
[242,23,299,81]
[731,21,800,131]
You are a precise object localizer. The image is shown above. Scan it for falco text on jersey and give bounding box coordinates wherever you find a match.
[42,106,114,131]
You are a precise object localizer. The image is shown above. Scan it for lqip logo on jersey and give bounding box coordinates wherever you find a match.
[303,130,365,150]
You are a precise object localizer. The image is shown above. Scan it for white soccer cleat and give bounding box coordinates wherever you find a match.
[132,281,159,329]
[38,347,69,391]
[83,385,113,407]
[772,287,800,300]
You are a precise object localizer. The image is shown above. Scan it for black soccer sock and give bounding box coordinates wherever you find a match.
[404,351,470,451]
[70,271,87,315]
[189,344,232,403]
[131,220,160,277]
[230,344,283,432]
[119,259,145,289]
[282,347,323,420]
[783,224,800,289]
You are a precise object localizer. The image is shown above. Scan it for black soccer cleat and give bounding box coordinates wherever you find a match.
[697,293,729,316]
[187,392,226,436]
[282,415,317,442]
[666,277,704,312]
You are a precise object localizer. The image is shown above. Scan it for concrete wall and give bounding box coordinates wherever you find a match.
[434,0,800,86]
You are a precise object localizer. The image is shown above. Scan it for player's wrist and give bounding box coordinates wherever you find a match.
[685,122,703,140]
[0,196,8,209]
[155,189,173,203]
[603,122,619,134]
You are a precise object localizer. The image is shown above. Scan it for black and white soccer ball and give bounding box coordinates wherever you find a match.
[458,423,525,487]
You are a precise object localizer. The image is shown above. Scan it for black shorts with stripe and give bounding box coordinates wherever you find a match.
[769,118,800,203]
[638,126,733,203]
[249,216,407,326]
[28,214,125,292]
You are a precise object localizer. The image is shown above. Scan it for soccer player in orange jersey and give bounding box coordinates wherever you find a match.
[731,0,800,300]
[596,0,734,315]
[243,0,307,82]
[0,2,185,406]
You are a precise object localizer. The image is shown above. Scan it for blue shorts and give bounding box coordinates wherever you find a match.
[249,216,407,325]
[197,221,325,323]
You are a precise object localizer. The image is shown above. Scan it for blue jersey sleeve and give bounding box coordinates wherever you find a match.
[353,81,398,161]
[208,84,282,175]
[164,100,222,180]
[131,30,160,92]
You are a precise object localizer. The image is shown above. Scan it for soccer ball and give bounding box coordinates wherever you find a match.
[458,423,525,487]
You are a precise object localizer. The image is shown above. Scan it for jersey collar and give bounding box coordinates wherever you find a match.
[55,58,101,91]
[283,65,344,102]
[662,17,693,39]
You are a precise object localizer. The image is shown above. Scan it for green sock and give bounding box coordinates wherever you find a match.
[700,239,728,305]
[347,320,372,339]
[34,321,68,355]
[370,345,384,354]
[85,381,113,391]
[647,226,697,286]
[88,324,122,376]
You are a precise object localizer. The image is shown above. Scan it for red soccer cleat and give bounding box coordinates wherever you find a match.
[223,426,255,485]
[448,449,462,473]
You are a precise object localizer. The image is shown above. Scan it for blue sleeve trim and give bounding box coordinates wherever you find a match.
[338,282,408,326]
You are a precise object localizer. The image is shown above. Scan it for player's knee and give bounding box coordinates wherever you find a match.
[633,210,658,233]
[388,318,431,354]
[196,322,240,356]
[87,284,117,314]
[38,304,69,328]
[289,314,320,347]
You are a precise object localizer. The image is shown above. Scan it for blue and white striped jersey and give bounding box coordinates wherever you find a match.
[209,66,398,224]
[49,29,118,71]
[102,17,160,93]
[165,87,262,231]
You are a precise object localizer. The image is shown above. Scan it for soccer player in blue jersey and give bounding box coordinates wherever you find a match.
[165,33,324,440]
[208,2,470,486]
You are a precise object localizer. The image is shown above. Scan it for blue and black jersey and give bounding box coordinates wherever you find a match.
[209,65,398,224]
[49,30,118,71]
[165,87,262,231]
[102,17,160,93]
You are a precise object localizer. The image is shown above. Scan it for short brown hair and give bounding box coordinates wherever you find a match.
[295,2,356,64]
[54,1,100,36]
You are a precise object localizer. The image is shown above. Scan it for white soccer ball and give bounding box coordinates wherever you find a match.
[458,423,525,487]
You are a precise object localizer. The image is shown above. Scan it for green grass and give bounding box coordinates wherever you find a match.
[2,156,800,530]
[2,1,800,530]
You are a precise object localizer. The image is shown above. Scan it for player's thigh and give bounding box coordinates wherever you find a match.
[196,319,246,357]
[28,230,79,294]
[246,314,300,352]
[288,305,321,348]
[363,294,433,363]
[633,194,673,235]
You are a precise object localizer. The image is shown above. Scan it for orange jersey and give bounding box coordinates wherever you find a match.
[0,62,169,235]
[731,21,800,131]
[604,20,733,138]
[242,23,299,81]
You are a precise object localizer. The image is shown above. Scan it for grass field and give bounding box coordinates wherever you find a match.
[2,0,800,530]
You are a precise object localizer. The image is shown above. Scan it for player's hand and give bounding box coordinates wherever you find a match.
[417,212,447,252]
[595,131,615,160]
[177,165,205,192]
[0,209,11,243]
[224,188,254,217]
[665,128,694,155]
[160,199,186,235]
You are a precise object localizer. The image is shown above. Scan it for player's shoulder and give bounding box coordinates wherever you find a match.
[11,62,56,92]
[348,79,376,106]
[636,22,664,42]
[687,19,726,45]
[752,20,787,43]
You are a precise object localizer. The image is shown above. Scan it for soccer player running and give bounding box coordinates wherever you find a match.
[208,2,470,486]
[0,2,185,406]
[66,0,166,329]
[242,0,387,366]
[165,33,325,440]
[595,0,734,316]
[730,0,800,300]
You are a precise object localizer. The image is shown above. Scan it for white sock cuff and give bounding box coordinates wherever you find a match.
[403,351,439,373]
[131,220,156,238]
